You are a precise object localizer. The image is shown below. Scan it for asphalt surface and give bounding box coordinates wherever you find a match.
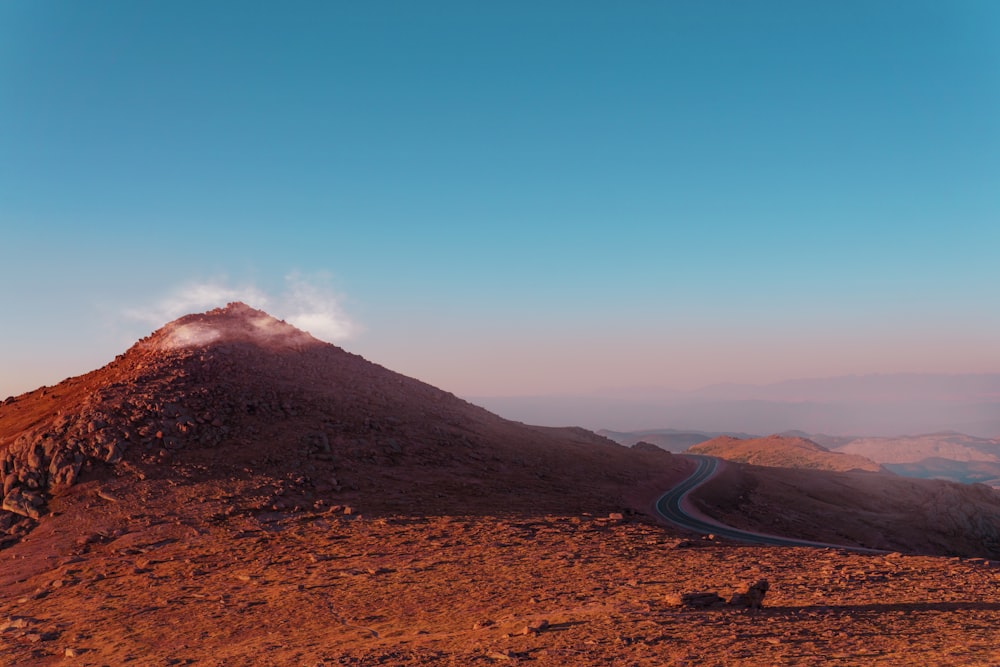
[655,454,882,550]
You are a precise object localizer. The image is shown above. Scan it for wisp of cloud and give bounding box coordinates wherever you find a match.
[125,273,359,344]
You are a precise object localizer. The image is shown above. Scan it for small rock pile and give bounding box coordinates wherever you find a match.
[668,579,770,611]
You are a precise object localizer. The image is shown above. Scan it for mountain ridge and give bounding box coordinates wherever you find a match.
[687,434,883,473]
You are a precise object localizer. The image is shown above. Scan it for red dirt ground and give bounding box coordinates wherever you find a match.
[3,304,1000,665]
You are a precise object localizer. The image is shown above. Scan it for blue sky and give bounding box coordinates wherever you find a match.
[2,1,998,399]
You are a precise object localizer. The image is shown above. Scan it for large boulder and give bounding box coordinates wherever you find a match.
[2,487,44,520]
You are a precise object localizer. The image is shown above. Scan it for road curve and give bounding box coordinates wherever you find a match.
[655,454,883,551]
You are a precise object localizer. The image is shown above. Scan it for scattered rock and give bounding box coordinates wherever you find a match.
[1,616,36,632]
[521,619,549,634]
[2,487,44,519]
[487,650,517,661]
[3,473,17,496]
[97,489,121,503]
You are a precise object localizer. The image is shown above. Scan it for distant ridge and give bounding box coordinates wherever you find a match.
[475,373,1000,437]
[599,428,757,453]
[688,434,882,473]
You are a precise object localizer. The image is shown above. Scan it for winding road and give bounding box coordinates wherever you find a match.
[655,454,883,551]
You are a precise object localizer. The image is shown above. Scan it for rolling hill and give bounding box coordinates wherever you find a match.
[688,434,882,472]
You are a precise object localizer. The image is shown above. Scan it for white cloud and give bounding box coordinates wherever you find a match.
[282,272,359,341]
[124,282,271,325]
[125,273,360,343]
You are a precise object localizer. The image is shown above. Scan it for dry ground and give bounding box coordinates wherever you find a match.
[3,493,1000,666]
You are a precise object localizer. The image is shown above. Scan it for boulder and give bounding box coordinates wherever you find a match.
[2,473,16,496]
[2,487,44,520]
[50,460,81,487]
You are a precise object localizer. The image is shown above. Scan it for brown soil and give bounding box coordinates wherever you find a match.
[3,502,1000,666]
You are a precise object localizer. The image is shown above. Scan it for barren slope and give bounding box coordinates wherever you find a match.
[688,460,1000,557]
[689,435,882,472]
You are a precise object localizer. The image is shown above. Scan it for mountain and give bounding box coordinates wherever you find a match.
[0,303,682,547]
[687,435,882,472]
[833,432,1000,487]
[601,428,862,455]
[775,430,859,450]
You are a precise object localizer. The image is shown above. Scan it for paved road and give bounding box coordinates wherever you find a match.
[655,454,882,551]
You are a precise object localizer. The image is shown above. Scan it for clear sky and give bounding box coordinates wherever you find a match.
[2,1,998,400]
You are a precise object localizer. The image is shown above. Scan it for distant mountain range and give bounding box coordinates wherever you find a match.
[602,427,1000,488]
[474,373,1000,438]
[834,432,1000,486]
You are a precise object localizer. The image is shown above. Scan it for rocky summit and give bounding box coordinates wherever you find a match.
[2,304,1000,665]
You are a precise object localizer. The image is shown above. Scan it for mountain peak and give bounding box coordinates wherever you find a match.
[145,302,321,352]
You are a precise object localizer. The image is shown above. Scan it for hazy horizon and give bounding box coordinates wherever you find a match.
[470,372,1000,438]
[3,2,998,401]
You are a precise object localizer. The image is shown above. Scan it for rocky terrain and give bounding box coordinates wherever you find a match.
[4,503,1000,666]
[3,304,1000,665]
[688,435,882,473]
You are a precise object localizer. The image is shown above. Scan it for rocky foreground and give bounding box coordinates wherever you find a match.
[3,497,1000,666]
